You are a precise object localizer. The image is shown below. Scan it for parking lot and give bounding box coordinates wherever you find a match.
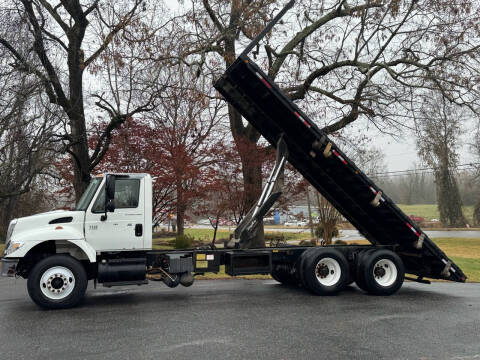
[0,277,479,360]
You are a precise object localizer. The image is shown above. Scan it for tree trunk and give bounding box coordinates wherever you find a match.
[70,145,91,202]
[323,222,334,246]
[176,200,185,236]
[233,129,265,249]
[68,83,91,201]
[175,177,186,235]
[473,198,480,226]
[238,147,264,248]
[435,167,466,227]
[223,11,265,248]
[176,209,185,236]
[211,214,220,247]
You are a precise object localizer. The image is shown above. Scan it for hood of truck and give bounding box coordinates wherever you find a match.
[9,210,85,244]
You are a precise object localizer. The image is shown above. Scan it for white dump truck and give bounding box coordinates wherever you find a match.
[1,0,465,309]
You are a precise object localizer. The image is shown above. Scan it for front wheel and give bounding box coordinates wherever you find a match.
[27,255,88,309]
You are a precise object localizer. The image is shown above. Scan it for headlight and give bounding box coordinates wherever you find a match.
[4,241,24,256]
[4,219,18,255]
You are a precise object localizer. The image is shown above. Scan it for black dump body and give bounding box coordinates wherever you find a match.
[214,54,466,283]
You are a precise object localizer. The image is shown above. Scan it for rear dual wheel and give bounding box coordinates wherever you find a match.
[302,248,349,295]
[355,249,404,296]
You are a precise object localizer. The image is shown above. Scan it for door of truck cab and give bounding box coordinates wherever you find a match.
[84,176,146,251]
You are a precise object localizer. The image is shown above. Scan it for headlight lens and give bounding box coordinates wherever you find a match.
[5,241,24,256]
[4,219,18,255]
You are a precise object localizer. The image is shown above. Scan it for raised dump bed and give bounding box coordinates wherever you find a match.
[214,55,466,283]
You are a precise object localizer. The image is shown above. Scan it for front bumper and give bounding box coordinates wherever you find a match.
[1,258,19,277]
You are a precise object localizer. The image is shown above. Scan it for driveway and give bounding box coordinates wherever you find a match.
[0,278,479,359]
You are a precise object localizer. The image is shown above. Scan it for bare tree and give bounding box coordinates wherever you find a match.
[179,0,480,247]
[0,1,168,200]
[314,191,342,245]
[472,124,480,226]
[416,94,466,227]
[0,64,60,237]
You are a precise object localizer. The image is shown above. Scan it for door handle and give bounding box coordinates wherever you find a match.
[135,224,143,237]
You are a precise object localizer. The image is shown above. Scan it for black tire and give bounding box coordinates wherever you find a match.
[302,248,349,295]
[354,249,376,292]
[270,270,281,282]
[358,249,405,296]
[271,265,298,286]
[345,277,355,287]
[27,255,88,309]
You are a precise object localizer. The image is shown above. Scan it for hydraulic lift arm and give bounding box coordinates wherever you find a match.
[228,1,295,248]
[230,137,288,248]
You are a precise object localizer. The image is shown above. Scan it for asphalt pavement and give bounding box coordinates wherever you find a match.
[0,277,479,360]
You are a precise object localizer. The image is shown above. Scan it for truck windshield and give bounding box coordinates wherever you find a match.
[75,178,102,211]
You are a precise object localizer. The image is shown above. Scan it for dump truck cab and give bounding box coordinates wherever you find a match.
[2,174,153,273]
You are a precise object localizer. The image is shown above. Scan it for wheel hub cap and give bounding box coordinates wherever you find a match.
[317,264,330,278]
[374,266,386,278]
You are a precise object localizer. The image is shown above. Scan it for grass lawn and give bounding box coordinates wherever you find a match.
[0,244,4,254]
[179,228,310,241]
[397,204,474,223]
[432,237,480,282]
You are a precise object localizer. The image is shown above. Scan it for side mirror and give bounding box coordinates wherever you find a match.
[106,175,116,202]
[101,175,116,221]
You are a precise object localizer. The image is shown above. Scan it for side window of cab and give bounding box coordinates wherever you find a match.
[92,179,140,213]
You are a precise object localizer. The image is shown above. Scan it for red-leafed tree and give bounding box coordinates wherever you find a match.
[194,138,306,244]
[55,66,223,234]
[90,119,177,227]
[149,69,223,235]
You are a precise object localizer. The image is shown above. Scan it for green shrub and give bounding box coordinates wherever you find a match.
[265,233,287,247]
[174,234,194,249]
[264,233,284,242]
[299,239,316,246]
[314,223,339,239]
